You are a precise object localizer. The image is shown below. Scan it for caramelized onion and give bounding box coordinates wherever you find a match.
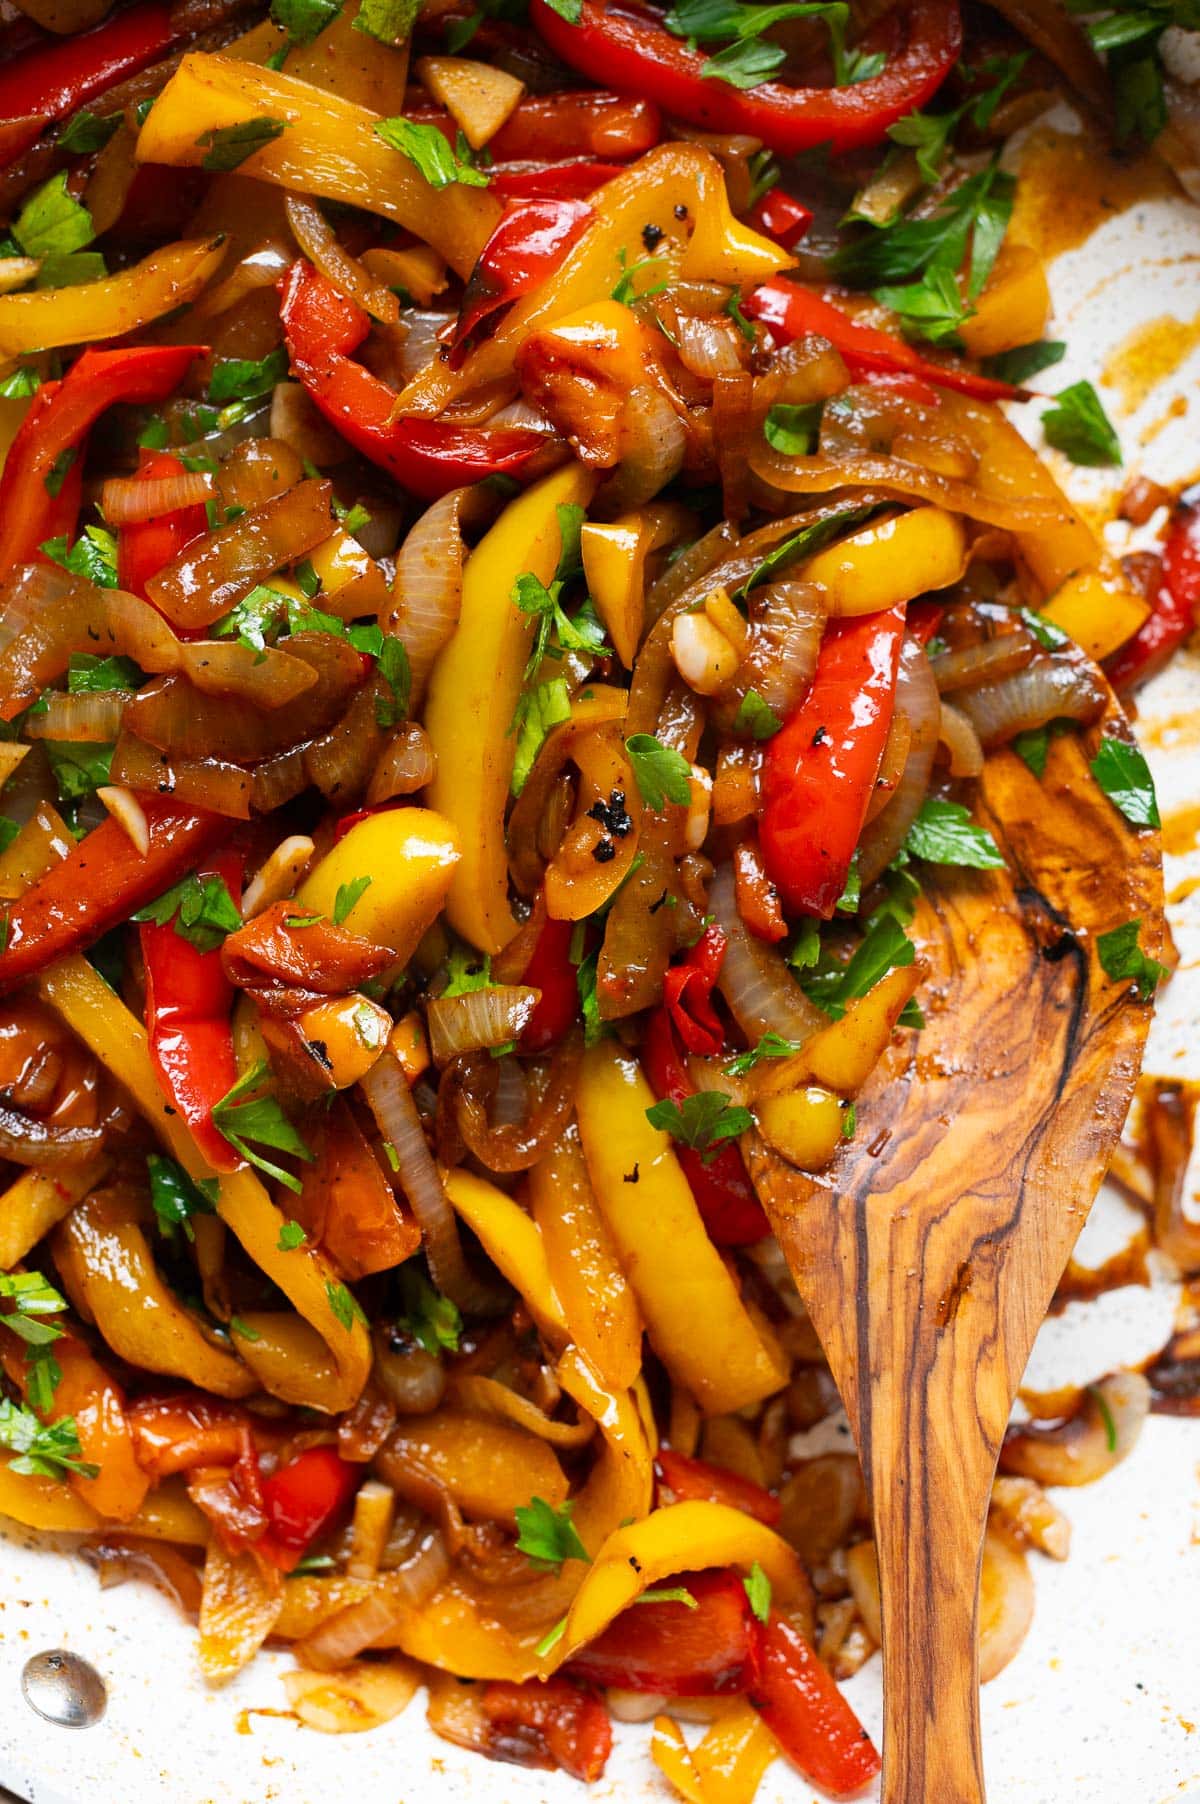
[359,1053,502,1315]
[954,657,1107,747]
[100,471,216,526]
[710,863,826,1044]
[24,692,126,743]
[110,734,253,819]
[285,194,399,326]
[367,723,435,803]
[386,488,495,710]
[84,1535,203,1615]
[930,634,1034,694]
[446,1028,583,1175]
[427,986,541,1064]
[673,313,745,381]
[295,1532,449,1670]
[1000,1372,1149,1486]
[749,442,1068,533]
[857,635,940,886]
[938,700,985,778]
[731,579,826,722]
[609,384,687,510]
[0,1101,103,1167]
[145,479,335,630]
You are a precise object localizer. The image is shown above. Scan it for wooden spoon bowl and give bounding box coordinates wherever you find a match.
[749,682,1164,1804]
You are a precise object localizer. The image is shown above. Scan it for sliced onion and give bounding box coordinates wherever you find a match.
[83,1535,203,1615]
[251,747,308,813]
[97,785,150,854]
[426,985,541,1064]
[0,562,78,651]
[269,380,349,469]
[24,692,126,743]
[100,471,216,526]
[0,1102,102,1167]
[674,313,745,381]
[110,734,253,819]
[395,311,456,383]
[282,1658,421,1732]
[954,657,1107,748]
[749,442,1069,533]
[295,1531,449,1671]
[710,863,826,1044]
[733,579,826,722]
[857,635,940,886]
[145,478,335,630]
[608,384,687,511]
[367,723,435,803]
[359,1052,502,1315]
[930,634,1034,694]
[385,487,493,710]
[1000,1372,1149,1486]
[285,194,399,327]
[938,700,985,778]
[305,681,384,805]
[444,1029,583,1175]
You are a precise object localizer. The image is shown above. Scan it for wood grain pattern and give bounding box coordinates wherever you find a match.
[750,693,1164,1804]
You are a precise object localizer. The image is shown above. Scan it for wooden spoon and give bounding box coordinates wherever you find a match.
[749,682,1165,1804]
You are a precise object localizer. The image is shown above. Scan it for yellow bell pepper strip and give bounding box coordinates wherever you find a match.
[529,1122,644,1394]
[425,463,597,953]
[0,1158,108,1271]
[559,1500,805,1661]
[576,1043,788,1415]
[754,1087,845,1172]
[394,143,791,420]
[0,239,224,364]
[449,1373,596,1448]
[53,1192,257,1400]
[799,507,967,617]
[580,503,693,667]
[381,1407,569,1525]
[294,807,460,963]
[956,242,1050,360]
[1040,569,1151,663]
[442,1167,568,1347]
[754,961,925,1100]
[651,1717,708,1804]
[0,1458,103,1533]
[653,1703,782,1804]
[35,956,371,1415]
[136,53,499,281]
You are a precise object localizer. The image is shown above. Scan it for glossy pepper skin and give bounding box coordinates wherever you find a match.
[760,607,906,919]
[279,260,547,501]
[753,1612,882,1797]
[744,281,1016,403]
[518,915,580,1052]
[656,1447,782,1527]
[1107,492,1200,691]
[117,448,210,598]
[641,1004,769,1246]
[663,923,726,1056]
[529,0,960,156]
[454,198,595,359]
[0,803,226,997]
[567,1568,764,1695]
[0,0,180,169]
[409,88,661,162]
[0,344,205,580]
[258,1445,359,1572]
[489,159,628,203]
[140,851,242,1172]
[747,187,814,250]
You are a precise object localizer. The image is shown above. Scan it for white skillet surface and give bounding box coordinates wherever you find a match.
[3,102,1200,1804]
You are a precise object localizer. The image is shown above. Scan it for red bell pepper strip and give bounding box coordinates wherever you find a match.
[0,1,180,166]
[454,198,594,358]
[656,1447,782,1527]
[407,88,661,162]
[907,598,945,646]
[117,449,211,599]
[489,159,629,203]
[519,915,579,1053]
[753,1613,881,1797]
[748,187,814,250]
[642,1004,768,1246]
[279,260,546,501]
[567,1569,763,1696]
[663,923,727,1056]
[0,802,226,997]
[258,1444,359,1572]
[140,850,241,1172]
[0,344,205,580]
[760,607,907,919]
[1106,493,1200,691]
[530,0,960,156]
[479,1680,612,1781]
[744,280,1016,403]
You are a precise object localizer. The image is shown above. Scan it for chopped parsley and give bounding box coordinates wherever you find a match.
[395,1263,462,1357]
[1041,380,1121,467]
[277,1220,307,1250]
[645,1089,754,1162]
[41,527,119,590]
[332,874,372,924]
[0,1398,98,1481]
[375,117,489,188]
[981,339,1067,386]
[133,871,242,954]
[743,1560,772,1623]
[196,117,286,172]
[212,1060,314,1193]
[12,172,95,261]
[326,1280,367,1331]
[1089,736,1160,829]
[733,688,782,740]
[514,1495,591,1572]
[762,401,822,456]
[148,1154,219,1240]
[208,345,288,406]
[1095,919,1166,1000]
[57,109,121,155]
[624,733,692,811]
[896,797,1004,870]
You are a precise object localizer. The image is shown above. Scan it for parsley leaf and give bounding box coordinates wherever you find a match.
[57,110,121,155]
[701,35,788,86]
[44,740,112,804]
[624,734,692,810]
[43,446,77,499]
[209,345,288,406]
[0,1398,98,1481]
[664,0,856,91]
[196,117,286,173]
[897,797,1004,869]
[538,0,582,17]
[270,0,343,44]
[763,401,822,456]
[576,944,605,1047]
[354,0,419,40]
[743,1560,772,1624]
[1089,735,1160,829]
[1013,725,1050,778]
[611,245,673,306]
[0,1271,68,1347]
[724,1030,800,1076]
[68,651,140,692]
[514,1495,591,1572]
[41,527,119,591]
[374,634,411,727]
[874,264,968,346]
[637,1587,700,1608]
[646,1090,753,1161]
[13,172,95,260]
[735,504,873,599]
[733,688,782,740]
[1042,380,1121,466]
[375,116,488,187]
[147,1153,219,1240]
[133,871,241,954]
[511,676,571,797]
[801,913,916,1019]
[396,1264,462,1356]
[212,1060,314,1192]
[981,339,1067,385]
[333,875,372,924]
[278,1220,307,1250]
[25,1346,62,1415]
[0,367,41,398]
[326,1279,365,1329]
[1095,918,1166,999]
